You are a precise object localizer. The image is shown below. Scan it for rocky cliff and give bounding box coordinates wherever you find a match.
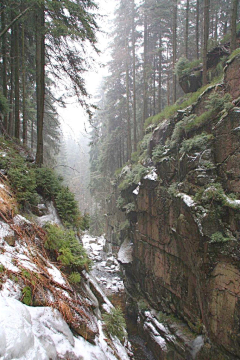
[107,53,240,359]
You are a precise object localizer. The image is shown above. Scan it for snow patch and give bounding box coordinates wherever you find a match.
[177,193,196,207]
[144,167,158,181]
[0,296,125,360]
[36,201,61,226]
[47,263,66,285]
[0,221,14,243]
[118,239,133,264]
[0,279,21,299]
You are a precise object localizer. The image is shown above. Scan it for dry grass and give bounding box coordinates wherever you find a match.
[0,177,93,338]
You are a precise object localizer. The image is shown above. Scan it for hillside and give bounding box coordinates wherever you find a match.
[0,140,130,360]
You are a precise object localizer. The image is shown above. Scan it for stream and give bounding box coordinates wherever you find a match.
[82,234,156,360]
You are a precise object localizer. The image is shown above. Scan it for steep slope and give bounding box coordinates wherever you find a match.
[0,145,130,359]
[108,53,240,359]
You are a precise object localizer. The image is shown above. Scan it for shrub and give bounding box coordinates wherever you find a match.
[103,307,126,342]
[206,92,232,112]
[175,57,202,78]
[8,166,39,206]
[180,133,213,154]
[210,232,230,244]
[152,145,166,163]
[45,224,91,270]
[118,164,148,191]
[124,202,135,213]
[55,187,80,227]
[35,167,61,199]
[68,272,81,284]
[116,196,125,209]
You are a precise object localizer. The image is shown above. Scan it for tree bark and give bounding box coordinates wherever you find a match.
[131,0,137,152]
[35,3,45,166]
[8,11,14,136]
[196,0,199,59]
[14,22,20,139]
[22,24,27,146]
[172,0,178,103]
[158,33,162,113]
[230,0,239,52]
[185,0,189,59]
[142,8,148,136]
[203,0,210,86]
[1,1,8,131]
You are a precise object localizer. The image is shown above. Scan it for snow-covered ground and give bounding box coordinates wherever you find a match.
[0,179,130,360]
[82,234,124,295]
[0,296,129,360]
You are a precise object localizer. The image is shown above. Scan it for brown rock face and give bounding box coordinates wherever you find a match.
[109,55,240,359]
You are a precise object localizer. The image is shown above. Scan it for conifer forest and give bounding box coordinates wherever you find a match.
[0,0,240,359]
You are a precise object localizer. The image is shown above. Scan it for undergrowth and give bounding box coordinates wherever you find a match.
[103,307,126,342]
[0,137,88,229]
[44,223,91,271]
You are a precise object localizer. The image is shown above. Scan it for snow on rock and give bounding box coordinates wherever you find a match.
[47,263,66,286]
[177,193,196,207]
[144,167,158,181]
[118,239,133,264]
[133,182,141,195]
[13,214,31,226]
[0,296,127,360]
[0,279,21,299]
[36,201,61,227]
[0,221,14,244]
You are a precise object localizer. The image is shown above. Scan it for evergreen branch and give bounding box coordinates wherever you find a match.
[0,7,31,38]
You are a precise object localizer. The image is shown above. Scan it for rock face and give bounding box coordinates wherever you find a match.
[108,54,240,359]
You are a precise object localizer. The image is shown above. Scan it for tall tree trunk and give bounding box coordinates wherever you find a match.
[14,22,20,139]
[203,0,210,86]
[131,0,137,151]
[142,9,148,136]
[172,0,178,103]
[9,12,14,136]
[1,1,8,131]
[214,10,218,41]
[158,33,162,113]
[125,40,132,160]
[35,3,45,166]
[22,24,27,146]
[230,0,239,52]
[196,0,200,59]
[185,0,189,59]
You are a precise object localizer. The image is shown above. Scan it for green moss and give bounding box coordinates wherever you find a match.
[22,286,32,306]
[227,47,240,62]
[21,269,31,280]
[0,264,5,273]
